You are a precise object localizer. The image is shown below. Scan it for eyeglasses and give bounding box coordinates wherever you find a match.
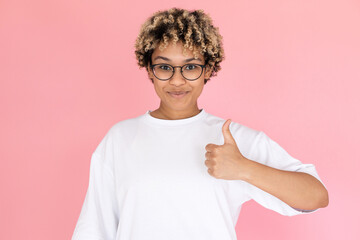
[150,63,206,81]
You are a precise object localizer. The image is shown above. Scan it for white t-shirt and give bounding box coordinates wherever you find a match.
[72,109,324,240]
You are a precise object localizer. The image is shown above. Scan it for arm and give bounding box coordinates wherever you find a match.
[239,157,329,210]
[72,152,119,240]
[205,119,329,212]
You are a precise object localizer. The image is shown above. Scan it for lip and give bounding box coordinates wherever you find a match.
[167,91,190,99]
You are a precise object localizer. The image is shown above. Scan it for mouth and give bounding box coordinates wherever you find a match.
[167,91,190,99]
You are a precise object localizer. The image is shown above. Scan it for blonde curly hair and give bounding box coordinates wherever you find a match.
[134,7,225,84]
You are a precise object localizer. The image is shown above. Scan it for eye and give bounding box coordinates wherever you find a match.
[159,64,172,71]
[185,64,197,70]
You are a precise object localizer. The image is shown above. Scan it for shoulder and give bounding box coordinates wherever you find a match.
[204,111,263,155]
[205,111,262,139]
[108,114,143,135]
[93,113,145,156]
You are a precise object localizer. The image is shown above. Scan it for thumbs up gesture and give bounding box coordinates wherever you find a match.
[205,119,249,180]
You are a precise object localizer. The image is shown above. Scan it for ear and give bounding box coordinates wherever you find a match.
[147,62,154,83]
[204,65,213,79]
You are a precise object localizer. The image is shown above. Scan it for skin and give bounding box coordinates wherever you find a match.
[147,41,212,120]
[205,120,329,210]
[146,40,329,211]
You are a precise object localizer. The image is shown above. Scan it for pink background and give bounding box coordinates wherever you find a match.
[1,0,359,239]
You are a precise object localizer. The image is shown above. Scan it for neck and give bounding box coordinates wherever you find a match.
[150,102,201,120]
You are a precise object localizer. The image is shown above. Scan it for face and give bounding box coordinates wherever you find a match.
[147,41,212,113]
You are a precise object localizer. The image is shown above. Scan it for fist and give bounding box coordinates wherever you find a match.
[204,119,248,180]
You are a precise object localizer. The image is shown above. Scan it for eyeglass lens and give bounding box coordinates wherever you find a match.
[152,64,203,80]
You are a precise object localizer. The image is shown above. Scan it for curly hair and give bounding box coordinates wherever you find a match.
[134,8,225,84]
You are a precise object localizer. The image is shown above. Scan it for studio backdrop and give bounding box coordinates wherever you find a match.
[0,0,359,239]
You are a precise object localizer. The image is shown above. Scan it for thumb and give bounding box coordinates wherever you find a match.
[222,119,236,145]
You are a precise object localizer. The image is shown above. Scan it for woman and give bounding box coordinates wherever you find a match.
[72,8,328,240]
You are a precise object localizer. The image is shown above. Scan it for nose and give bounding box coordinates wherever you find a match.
[168,67,186,86]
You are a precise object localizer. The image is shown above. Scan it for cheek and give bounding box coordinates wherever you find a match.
[153,85,161,97]
[191,83,205,96]
[153,82,166,97]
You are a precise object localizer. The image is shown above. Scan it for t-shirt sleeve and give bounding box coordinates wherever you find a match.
[72,152,119,240]
[243,131,326,216]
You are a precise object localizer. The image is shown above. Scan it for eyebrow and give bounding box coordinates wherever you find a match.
[153,56,203,63]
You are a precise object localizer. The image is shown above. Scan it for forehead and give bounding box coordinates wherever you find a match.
[152,41,204,62]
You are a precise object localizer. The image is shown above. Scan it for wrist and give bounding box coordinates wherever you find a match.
[237,157,254,182]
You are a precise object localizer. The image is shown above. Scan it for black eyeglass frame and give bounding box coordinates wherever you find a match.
[149,63,207,81]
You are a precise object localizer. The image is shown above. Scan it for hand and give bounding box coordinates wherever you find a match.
[204,119,249,180]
